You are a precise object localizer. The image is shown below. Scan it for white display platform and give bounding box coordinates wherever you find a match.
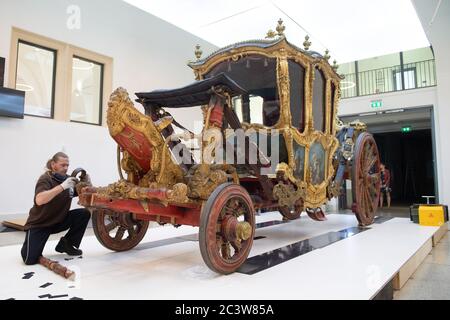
[0,212,441,300]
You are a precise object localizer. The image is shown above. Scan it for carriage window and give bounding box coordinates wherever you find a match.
[288,60,305,131]
[312,68,326,132]
[232,97,243,122]
[330,83,336,133]
[208,55,280,126]
[232,95,263,125]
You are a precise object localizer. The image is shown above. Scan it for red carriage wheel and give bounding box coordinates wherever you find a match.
[351,132,381,226]
[92,209,149,251]
[199,183,255,274]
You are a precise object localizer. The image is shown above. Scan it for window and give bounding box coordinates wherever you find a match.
[288,60,305,131]
[16,41,56,118]
[71,56,104,125]
[312,68,326,132]
[9,28,112,125]
[208,55,280,127]
[394,68,417,91]
[232,95,263,124]
[330,82,336,133]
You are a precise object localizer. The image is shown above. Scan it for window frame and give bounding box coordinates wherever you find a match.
[393,67,417,91]
[70,55,105,126]
[16,39,57,119]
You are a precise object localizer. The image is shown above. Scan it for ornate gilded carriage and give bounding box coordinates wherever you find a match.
[78,20,381,274]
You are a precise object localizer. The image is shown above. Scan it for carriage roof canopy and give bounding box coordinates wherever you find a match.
[136,73,246,109]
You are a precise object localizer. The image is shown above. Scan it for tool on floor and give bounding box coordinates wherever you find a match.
[39,256,76,281]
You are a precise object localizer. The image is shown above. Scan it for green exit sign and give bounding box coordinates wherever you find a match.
[401,126,412,133]
[371,100,382,108]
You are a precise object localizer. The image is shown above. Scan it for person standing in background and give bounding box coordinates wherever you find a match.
[379,163,392,208]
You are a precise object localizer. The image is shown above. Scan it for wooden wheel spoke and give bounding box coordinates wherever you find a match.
[370,173,380,182]
[364,188,374,216]
[369,179,378,194]
[359,182,365,198]
[105,222,117,233]
[363,144,371,163]
[365,153,377,173]
[230,240,242,254]
[364,194,371,218]
[127,226,137,238]
[114,227,126,241]
[221,242,231,260]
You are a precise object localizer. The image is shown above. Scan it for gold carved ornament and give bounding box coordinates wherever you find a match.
[94,179,190,208]
[106,88,184,194]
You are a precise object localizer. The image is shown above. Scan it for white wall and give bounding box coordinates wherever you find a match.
[338,86,437,116]
[0,0,217,214]
[412,0,450,207]
[358,52,400,72]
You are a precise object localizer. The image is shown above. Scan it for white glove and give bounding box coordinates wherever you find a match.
[61,177,77,190]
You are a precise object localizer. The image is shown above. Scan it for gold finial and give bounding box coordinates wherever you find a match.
[303,35,311,51]
[332,60,339,71]
[324,49,331,61]
[266,29,277,39]
[194,44,203,61]
[276,19,285,37]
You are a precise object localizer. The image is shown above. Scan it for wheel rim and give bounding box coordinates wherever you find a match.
[199,183,255,274]
[92,209,149,251]
[352,133,381,226]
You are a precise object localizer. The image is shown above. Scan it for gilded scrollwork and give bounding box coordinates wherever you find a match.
[186,164,228,200]
[167,183,189,203]
[95,179,191,205]
[121,151,142,179]
[106,87,184,190]
[96,179,151,200]
[327,180,341,199]
[273,182,305,208]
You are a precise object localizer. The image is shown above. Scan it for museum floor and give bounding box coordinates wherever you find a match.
[0,208,448,300]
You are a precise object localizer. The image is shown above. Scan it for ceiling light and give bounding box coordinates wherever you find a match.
[73,58,94,71]
[340,80,356,90]
[358,112,377,116]
[385,109,404,113]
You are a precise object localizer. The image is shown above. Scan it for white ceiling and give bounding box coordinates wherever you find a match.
[123,0,429,64]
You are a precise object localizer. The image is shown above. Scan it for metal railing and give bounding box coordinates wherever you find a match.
[341,59,436,99]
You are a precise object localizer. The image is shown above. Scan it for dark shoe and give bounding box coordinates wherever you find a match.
[55,237,82,256]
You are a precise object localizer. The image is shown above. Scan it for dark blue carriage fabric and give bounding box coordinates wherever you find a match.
[333,127,355,184]
[136,73,247,110]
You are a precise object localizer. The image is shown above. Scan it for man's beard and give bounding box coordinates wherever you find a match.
[52,171,69,183]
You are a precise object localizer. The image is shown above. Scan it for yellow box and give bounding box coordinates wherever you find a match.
[419,205,446,226]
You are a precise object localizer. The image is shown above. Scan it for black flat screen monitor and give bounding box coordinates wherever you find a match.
[0,87,25,119]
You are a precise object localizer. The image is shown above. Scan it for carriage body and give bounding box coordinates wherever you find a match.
[78,23,381,274]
